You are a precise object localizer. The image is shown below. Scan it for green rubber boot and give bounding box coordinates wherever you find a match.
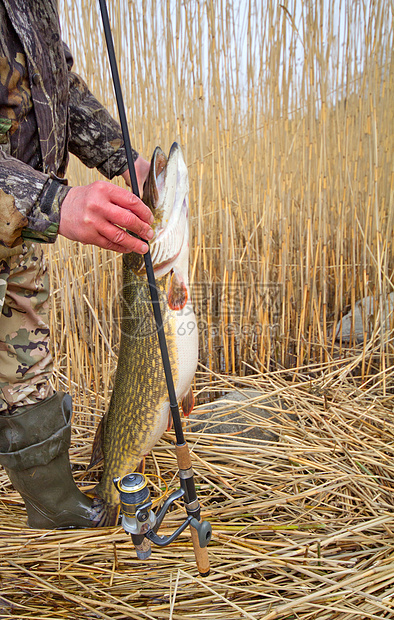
[0,392,100,529]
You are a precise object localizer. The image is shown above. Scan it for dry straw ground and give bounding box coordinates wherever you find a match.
[1,363,394,618]
[0,0,393,618]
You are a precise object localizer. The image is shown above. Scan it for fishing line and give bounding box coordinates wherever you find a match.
[144,473,169,508]
[97,0,211,576]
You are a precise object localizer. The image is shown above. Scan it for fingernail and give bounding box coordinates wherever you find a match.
[142,243,149,253]
[146,228,155,240]
[149,213,154,224]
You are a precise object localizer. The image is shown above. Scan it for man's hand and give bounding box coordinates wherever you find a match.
[121,155,150,196]
[58,180,154,254]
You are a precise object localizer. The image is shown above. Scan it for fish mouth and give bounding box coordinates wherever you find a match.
[139,142,189,278]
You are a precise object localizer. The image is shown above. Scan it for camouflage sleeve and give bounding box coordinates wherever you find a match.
[67,71,137,179]
[0,149,70,248]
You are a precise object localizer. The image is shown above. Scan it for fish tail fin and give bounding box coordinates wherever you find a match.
[90,496,120,527]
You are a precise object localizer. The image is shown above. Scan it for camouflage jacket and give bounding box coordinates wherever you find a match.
[0,0,136,253]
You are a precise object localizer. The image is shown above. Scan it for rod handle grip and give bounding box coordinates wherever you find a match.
[175,442,192,469]
[175,442,210,576]
[190,522,210,577]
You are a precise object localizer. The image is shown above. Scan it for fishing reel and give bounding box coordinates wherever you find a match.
[113,473,212,560]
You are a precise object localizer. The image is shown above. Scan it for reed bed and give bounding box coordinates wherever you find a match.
[1,360,394,618]
[52,0,393,384]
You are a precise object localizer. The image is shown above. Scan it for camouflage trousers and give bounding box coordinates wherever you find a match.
[0,242,53,414]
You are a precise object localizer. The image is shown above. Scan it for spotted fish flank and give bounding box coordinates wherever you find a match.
[91,143,198,525]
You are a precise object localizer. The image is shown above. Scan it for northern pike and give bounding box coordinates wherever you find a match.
[91,143,198,526]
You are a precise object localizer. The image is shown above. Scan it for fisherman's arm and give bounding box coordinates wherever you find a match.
[0,149,153,255]
[59,46,152,251]
[0,150,68,248]
[60,72,153,252]
[64,43,149,191]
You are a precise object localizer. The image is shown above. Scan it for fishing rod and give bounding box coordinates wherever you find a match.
[98,0,211,576]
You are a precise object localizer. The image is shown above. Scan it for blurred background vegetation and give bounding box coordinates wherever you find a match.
[51,0,393,406]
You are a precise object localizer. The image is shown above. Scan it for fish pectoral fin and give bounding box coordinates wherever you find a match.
[181,387,195,417]
[168,268,188,310]
[89,414,105,469]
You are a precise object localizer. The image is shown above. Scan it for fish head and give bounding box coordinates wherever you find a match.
[124,142,189,280]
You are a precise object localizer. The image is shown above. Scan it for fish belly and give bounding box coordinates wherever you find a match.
[173,298,199,399]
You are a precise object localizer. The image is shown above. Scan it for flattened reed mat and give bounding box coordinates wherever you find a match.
[1,364,394,619]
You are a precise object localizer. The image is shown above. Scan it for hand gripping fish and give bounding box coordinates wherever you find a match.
[90,143,198,526]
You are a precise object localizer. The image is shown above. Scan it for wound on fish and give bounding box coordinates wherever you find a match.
[168,269,188,310]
